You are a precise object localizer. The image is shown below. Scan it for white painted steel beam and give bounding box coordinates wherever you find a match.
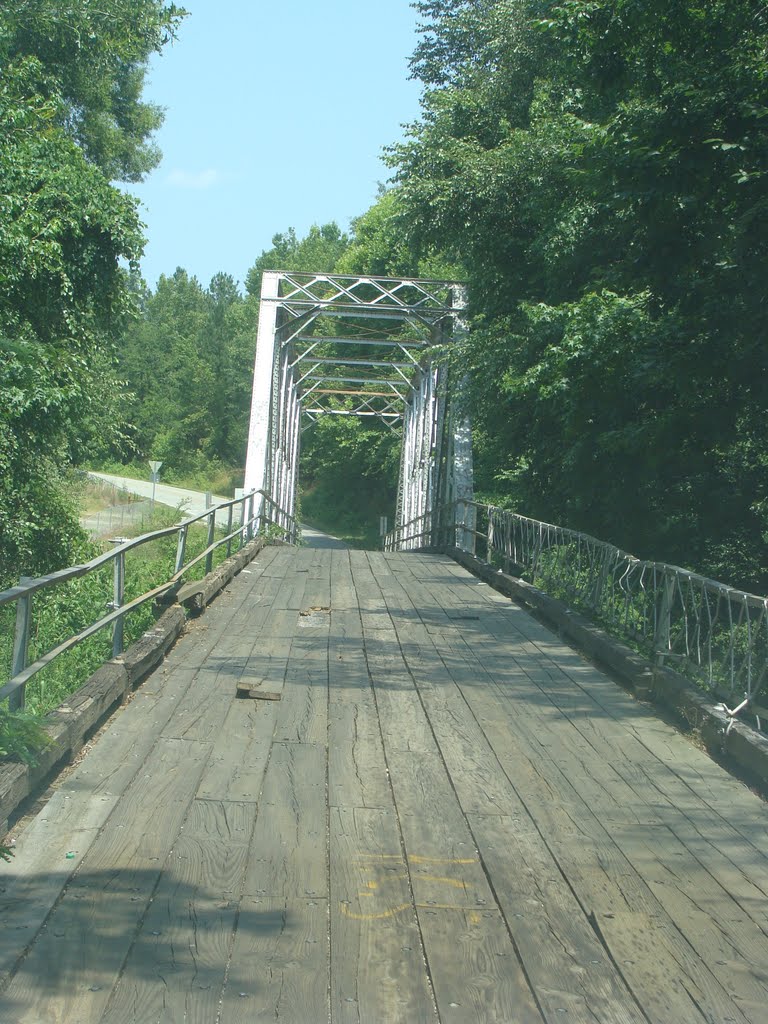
[243,271,473,548]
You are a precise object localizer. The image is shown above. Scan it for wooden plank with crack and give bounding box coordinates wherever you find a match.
[219,896,329,1024]
[195,697,277,802]
[241,741,327,900]
[99,799,254,1024]
[329,805,434,1024]
[438,636,755,1023]
[1,736,211,1024]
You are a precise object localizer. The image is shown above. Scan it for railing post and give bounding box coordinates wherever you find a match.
[239,495,247,549]
[205,509,216,575]
[455,500,465,551]
[226,504,234,558]
[654,572,676,673]
[175,525,188,574]
[112,551,125,658]
[10,577,32,711]
[246,493,255,541]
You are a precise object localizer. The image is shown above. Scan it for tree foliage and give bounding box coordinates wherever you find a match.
[391,0,768,589]
[117,269,256,475]
[0,2,183,585]
[2,0,186,181]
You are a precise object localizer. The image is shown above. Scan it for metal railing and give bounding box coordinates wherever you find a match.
[0,489,297,712]
[385,501,768,728]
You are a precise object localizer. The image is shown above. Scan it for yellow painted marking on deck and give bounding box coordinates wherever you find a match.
[341,901,485,922]
[355,871,469,892]
[410,855,478,866]
[341,902,412,921]
[356,854,478,866]
[416,874,468,890]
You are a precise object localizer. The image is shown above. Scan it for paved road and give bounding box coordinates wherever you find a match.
[299,524,348,549]
[88,472,228,518]
[88,472,348,547]
[3,546,768,1022]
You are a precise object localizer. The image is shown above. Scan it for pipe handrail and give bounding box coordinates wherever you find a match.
[385,500,768,723]
[1,488,298,710]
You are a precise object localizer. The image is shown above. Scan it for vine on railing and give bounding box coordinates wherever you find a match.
[0,489,297,713]
[384,501,768,730]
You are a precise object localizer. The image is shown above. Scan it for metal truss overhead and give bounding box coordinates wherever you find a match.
[244,271,473,544]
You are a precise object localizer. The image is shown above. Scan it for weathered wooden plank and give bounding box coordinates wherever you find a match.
[421,906,544,1024]
[329,699,392,811]
[196,699,276,802]
[273,633,329,745]
[0,797,107,988]
[609,822,768,1020]
[375,556,763,1023]
[234,604,307,702]
[242,741,327,900]
[168,568,293,719]
[269,552,310,610]
[160,661,238,743]
[220,896,329,1023]
[361,629,436,756]
[593,910,748,1024]
[100,800,254,1024]
[2,736,210,1024]
[328,561,392,811]
[350,555,546,1022]
[370,568,662,1022]
[381,750,543,1021]
[329,805,434,1024]
[429,596,768,920]
[468,814,647,1024]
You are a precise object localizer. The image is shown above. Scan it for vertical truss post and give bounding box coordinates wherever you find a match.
[244,272,281,495]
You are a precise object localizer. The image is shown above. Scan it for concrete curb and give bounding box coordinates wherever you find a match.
[445,546,768,794]
[0,537,268,829]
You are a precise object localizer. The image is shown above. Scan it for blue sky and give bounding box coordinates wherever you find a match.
[127,1,423,290]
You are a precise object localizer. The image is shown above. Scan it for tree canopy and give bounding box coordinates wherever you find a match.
[6,0,768,592]
[389,0,768,589]
[0,1,184,584]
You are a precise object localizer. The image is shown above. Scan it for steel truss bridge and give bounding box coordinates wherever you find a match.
[4,274,768,1021]
[243,271,473,541]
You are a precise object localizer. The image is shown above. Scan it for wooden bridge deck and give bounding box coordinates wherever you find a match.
[3,546,768,1023]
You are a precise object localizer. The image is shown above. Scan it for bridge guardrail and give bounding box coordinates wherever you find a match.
[384,501,768,731]
[0,489,297,712]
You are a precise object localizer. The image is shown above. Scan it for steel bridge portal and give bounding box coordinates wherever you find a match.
[243,271,474,546]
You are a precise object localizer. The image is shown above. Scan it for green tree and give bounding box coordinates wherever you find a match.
[391,0,768,589]
[2,0,186,180]
[245,223,350,295]
[0,2,185,585]
[117,269,257,475]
